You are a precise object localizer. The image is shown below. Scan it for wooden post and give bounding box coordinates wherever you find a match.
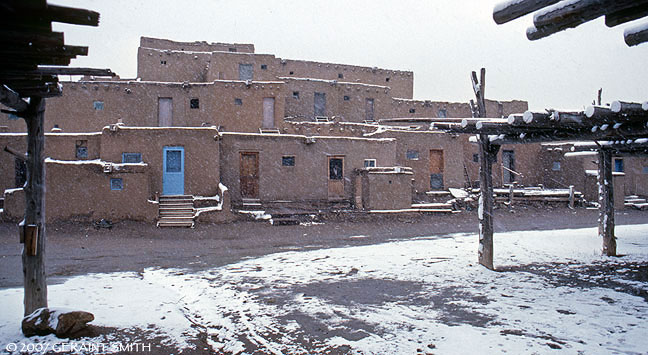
[508,184,514,209]
[597,149,616,256]
[568,185,575,209]
[22,96,48,316]
[478,134,500,270]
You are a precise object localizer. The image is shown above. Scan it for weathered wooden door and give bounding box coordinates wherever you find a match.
[240,152,259,199]
[314,92,326,118]
[262,97,275,128]
[429,149,444,190]
[158,97,173,127]
[502,150,515,184]
[163,146,184,195]
[365,98,374,121]
[328,156,345,200]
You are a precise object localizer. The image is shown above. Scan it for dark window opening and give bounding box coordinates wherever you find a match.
[473,154,479,163]
[292,91,300,99]
[229,47,237,52]
[76,140,88,159]
[234,98,243,106]
[93,101,104,110]
[409,108,416,114]
[386,77,390,82]
[438,109,448,118]
[338,73,343,79]
[364,159,376,168]
[190,98,200,109]
[289,71,294,75]
[110,178,123,191]
[282,156,295,166]
[122,153,143,164]
[160,60,167,65]
[344,95,350,101]
[15,159,26,188]
[614,158,624,172]
[329,158,343,180]
[261,64,267,70]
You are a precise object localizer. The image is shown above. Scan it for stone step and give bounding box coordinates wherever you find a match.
[157,221,194,228]
[159,212,194,217]
[159,205,194,210]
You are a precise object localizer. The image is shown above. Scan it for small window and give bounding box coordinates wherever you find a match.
[385,77,390,82]
[122,153,142,164]
[190,98,199,109]
[289,71,294,75]
[473,154,479,163]
[409,108,416,114]
[338,73,343,79]
[614,158,624,173]
[552,161,561,171]
[261,64,267,70]
[93,101,104,110]
[292,91,300,99]
[76,140,88,159]
[343,95,350,101]
[406,150,420,160]
[228,47,237,52]
[438,109,447,118]
[160,60,167,65]
[234,98,243,106]
[110,178,123,191]
[282,156,295,167]
[364,159,376,168]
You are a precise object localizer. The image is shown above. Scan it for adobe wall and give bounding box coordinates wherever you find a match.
[361,169,414,210]
[219,133,397,202]
[99,127,221,198]
[29,80,285,133]
[625,156,648,196]
[137,47,214,82]
[0,134,27,193]
[366,130,465,192]
[140,36,254,53]
[462,142,545,188]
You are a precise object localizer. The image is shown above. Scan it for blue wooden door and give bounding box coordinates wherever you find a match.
[163,146,184,195]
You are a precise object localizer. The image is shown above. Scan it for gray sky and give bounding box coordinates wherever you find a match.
[51,0,648,112]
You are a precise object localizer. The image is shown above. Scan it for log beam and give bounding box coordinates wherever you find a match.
[493,0,560,24]
[478,134,500,270]
[597,149,616,256]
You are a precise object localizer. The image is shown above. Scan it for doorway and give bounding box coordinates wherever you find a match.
[162,146,184,195]
[429,149,444,190]
[240,152,259,199]
[158,97,173,127]
[328,156,345,200]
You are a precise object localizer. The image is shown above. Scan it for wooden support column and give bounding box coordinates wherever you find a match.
[22,96,48,317]
[478,134,500,270]
[597,149,616,256]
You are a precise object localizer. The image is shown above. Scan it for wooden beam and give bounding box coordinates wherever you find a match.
[493,0,560,24]
[45,4,100,27]
[22,96,48,317]
[0,85,29,112]
[35,66,115,77]
[598,149,616,256]
[610,101,645,114]
[606,3,648,27]
[625,22,648,46]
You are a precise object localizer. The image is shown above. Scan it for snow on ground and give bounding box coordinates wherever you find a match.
[1,225,648,354]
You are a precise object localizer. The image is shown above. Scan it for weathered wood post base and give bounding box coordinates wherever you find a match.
[22,97,48,317]
[597,149,616,256]
[478,134,500,270]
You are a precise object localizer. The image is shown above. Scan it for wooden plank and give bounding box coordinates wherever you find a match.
[598,149,616,256]
[493,0,560,24]
[35,66,115,77]
[45,4,100,27]
[22,96,48,316]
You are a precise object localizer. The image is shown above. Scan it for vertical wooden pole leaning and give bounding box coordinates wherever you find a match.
[22,96,48,316]
[597,149,616,256]
[478,134,497,269]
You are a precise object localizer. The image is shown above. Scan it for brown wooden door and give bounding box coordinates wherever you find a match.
[429,149,444,190]
[328,156,345,199]
[240,152,259,199]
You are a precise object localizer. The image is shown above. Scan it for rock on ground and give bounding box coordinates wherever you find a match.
[21,308,94,338]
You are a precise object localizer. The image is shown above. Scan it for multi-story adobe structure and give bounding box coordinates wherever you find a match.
[3,37,642,224]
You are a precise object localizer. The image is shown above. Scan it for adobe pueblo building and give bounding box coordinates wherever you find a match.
[1,37,646,226]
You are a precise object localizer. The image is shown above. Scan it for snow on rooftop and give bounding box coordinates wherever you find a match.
[493,0,526,14]
[1,224,647,353]
[624,21,648,37]
[277,77,389,90]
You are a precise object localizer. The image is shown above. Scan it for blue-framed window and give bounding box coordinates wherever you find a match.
[110,178,123,191]
[406,150,419,160]
[93,101,104,110]
[282,156,295,166]
[614,158,624,173]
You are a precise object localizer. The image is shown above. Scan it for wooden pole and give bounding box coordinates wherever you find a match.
[597,149,616,256]
[569,185,575,209]
[478,134,499,270]
[22,96,48,317]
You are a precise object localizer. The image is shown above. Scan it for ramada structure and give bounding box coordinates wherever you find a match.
[1,37,647,227]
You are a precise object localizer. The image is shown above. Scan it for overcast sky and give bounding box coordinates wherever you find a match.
[51,0,648,112]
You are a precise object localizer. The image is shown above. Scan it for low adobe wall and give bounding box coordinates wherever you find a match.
[356,167,413,210]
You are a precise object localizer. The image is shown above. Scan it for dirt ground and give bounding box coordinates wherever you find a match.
[1,207,646,289]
